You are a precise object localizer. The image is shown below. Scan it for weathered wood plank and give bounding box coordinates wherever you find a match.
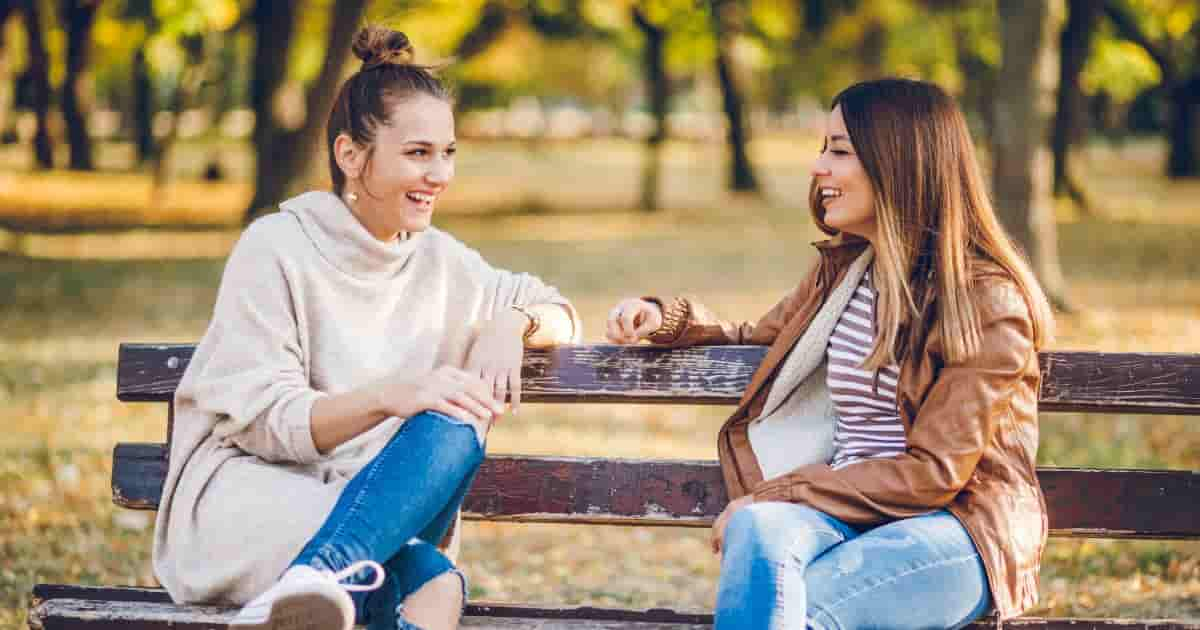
[110,444,164,511]
[112,444,1200,539]
[32,585,172,605]
[117,344,1200,414]
[28,587,715,628]
[1039,351,1200,415]
[116,344,762,405]
[27,594,1200,630]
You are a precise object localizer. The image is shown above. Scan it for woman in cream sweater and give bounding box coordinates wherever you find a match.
[607,79,1054,629]
[152,26,579,630]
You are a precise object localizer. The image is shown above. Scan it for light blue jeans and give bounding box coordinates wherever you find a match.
[291,411,484,630]
[715,502,991,630]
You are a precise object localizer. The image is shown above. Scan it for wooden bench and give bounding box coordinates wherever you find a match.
[29,343,1200,629]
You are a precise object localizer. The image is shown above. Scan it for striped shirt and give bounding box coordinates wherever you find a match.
[826,267,907,470]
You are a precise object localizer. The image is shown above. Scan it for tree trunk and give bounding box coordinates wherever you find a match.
[1166,76,1200,178]
[1102,0,1185,179]
[245,0,299,220]
[151,35,209,196]
[801,0,835,34]
[132,48,154,165]
[454,1,510,60]
[245,0,368,223]
[1052,0,1099,206]
[632,6,669,212]
[993,0,1071,310]
[18,0,53,169]
[709,0,759,193]
[954,24,996,146]
[858,19,887,79]
[60,0,99,171]
[0,4,12,43]
[0,3,14,138]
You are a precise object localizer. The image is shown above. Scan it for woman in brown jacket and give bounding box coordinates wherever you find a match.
[607,78,1054,629]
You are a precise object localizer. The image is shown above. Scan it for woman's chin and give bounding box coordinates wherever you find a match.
[398,211,434,233]
[824,215,851,233]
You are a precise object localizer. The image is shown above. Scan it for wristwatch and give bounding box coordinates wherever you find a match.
[510,304,541,342]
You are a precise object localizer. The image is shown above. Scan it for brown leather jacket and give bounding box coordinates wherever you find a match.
[649,236,1047,619]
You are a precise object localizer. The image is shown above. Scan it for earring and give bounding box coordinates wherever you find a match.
[345,191,358,203]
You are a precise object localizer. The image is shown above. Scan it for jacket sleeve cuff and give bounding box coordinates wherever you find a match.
[642,296,690,345]
[752,479,794,503]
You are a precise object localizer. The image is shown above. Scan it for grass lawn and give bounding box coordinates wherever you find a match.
[1,137,1198,627]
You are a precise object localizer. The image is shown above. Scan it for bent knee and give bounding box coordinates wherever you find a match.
[415,410,489,454]
[725,502,842,554]
[459,416,491,448]
[724,502,789,549]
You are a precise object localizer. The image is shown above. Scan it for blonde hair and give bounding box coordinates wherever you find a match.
[810,78,1053,368]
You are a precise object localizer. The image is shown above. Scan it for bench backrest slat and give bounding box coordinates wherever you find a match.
[112,343,1200,542]
[118,344,1200,415]
[111,444,1200,539]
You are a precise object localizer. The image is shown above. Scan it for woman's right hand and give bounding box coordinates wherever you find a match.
[312,366,504,455]
[379,366,505,427]
[605,298,663,344]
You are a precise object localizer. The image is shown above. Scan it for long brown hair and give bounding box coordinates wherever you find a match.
[809,78,1053,368]
[326,25,450,196]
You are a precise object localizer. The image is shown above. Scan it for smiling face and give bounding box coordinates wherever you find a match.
[335,93,456,241]
[812,105,878,242]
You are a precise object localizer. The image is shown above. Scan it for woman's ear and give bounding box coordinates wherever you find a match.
[334,134,366,181]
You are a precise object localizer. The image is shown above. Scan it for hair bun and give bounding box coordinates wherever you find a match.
[352,25,415,70]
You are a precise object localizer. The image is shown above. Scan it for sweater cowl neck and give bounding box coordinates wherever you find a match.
[281,191,421,281]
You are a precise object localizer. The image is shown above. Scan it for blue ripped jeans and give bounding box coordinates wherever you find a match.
[715,503,991,630]
[291,411,484,630]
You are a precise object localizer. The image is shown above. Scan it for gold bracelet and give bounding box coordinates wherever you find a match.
[510,304,541,342]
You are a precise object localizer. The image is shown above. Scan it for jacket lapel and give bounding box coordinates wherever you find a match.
[729,242,872,423]
[755,248,874,419]
[717,237,870,495]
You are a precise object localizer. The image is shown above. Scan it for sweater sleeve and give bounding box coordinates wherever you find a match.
[179,219,326,465]
[475,252,582,344]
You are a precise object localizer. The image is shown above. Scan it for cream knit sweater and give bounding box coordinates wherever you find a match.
[152,191,579,605]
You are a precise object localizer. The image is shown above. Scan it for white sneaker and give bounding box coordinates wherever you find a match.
[229,560,385,630]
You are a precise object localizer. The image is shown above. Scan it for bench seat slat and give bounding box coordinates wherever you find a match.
[30,585,712,625]
[28,592,1200,629]
[117,344,1200,414]
[112,444,1200,539]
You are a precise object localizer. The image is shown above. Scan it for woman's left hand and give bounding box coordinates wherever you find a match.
[465,308,530,416]
[711,494,755,555]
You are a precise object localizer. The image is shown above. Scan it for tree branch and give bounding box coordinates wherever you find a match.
[453,1,509,61]
[1103,0,1176,84]
[298,0,367,146]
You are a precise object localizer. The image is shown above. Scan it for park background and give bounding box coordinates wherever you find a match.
[1,0,1198,627]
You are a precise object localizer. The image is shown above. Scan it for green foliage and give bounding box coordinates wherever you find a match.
[1083,34,1161,103]
[5,0,1200,172]
[1077,0,1198,110]
[1125,0,1198,43]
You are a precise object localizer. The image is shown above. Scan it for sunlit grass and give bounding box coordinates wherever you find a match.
[2,138,1199,627]
[0,171,249,231]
